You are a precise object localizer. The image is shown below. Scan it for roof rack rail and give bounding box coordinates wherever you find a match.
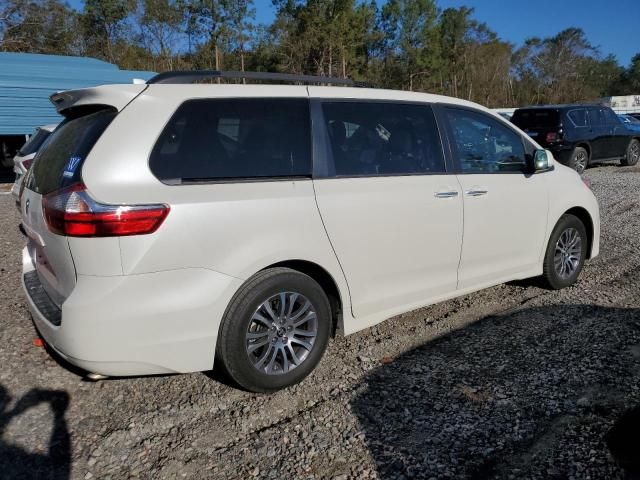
[146,70,365,87]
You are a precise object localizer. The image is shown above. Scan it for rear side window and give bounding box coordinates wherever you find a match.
[18,128,52,156]
[511,109,560,129]
[150,99,311,182]
[321,102,445,176]
[26,109,117,195]
[568,109,587,127]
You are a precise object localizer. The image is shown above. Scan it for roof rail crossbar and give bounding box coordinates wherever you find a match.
[146,70,361,86]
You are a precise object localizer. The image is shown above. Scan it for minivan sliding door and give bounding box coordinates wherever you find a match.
[310,98,463,319]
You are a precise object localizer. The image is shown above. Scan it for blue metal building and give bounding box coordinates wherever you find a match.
[0,52,155,135]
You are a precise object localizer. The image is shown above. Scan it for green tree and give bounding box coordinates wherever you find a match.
[618,53,640,93]
[269,0,378,79]
[81,0,136,62]
[0,0,81,54]
[513,28,603,104]
[380,0,440,90]
[137,0,183,69]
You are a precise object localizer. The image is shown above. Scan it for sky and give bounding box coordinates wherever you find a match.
[67,0,640,67]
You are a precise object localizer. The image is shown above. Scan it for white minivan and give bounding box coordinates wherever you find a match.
[20,72,600,392]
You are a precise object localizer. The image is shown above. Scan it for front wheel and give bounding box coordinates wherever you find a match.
[216,267,331,393]
[621,139,640,166]
[542,214,588,289]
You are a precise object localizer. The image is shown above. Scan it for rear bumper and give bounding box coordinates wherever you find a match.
[22,247,243,376]
[547,145,574,165]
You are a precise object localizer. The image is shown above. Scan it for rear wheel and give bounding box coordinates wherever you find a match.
[568,147,589,174]
[542,214,587,289]
[216,268,331,393]
[621,139,640,166]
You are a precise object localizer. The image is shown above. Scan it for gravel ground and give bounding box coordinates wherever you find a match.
[1,164,639,480]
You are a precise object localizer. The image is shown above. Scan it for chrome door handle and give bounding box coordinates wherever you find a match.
[434,191,459,198]
[465,189,488,197]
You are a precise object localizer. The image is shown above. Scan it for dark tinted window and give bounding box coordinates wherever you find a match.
[18,128,52,156]
[568,109,588,127]
[603,108,620,125]
[150,99,311,182]
[588,108,606,126]
[321,102,445,176]
[445,107,526,173]
[511,109,560,129]
[26,109,116,195]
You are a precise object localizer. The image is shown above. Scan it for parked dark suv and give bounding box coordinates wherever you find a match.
[511,105,640,173]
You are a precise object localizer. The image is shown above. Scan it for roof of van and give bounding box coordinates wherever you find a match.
[52,83,490,118]
[0,52,154,135]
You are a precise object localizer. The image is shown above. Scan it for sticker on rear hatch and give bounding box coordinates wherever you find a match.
[63,156,81,178]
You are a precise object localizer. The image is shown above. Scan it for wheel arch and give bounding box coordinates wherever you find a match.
[575,142,591,160]
[563,206,595,259]
[263,260,344,337]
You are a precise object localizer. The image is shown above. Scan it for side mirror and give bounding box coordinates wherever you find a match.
[533,149,552,172]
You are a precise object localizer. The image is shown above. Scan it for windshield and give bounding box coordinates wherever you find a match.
[621,115,640,125]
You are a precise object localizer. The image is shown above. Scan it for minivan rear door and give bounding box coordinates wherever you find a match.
[21,109,118,306]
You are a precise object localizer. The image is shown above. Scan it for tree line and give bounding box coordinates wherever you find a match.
[1,0,639,107]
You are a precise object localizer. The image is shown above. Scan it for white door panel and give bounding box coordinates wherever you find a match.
[456,174,548,289]
[314,176,463,318]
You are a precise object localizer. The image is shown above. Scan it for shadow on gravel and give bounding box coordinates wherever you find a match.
[0,385,71,480]
[351,304,640,479]
[606,405,640,480]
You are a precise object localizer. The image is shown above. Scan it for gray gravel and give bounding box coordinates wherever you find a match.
[1,163,639,479]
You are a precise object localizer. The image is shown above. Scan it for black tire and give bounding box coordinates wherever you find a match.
[568,146,589,174]
[621,138,640,166]
[216,267,331,393]
[542,214,588,290]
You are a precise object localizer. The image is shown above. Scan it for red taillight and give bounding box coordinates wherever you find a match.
[22,159,34,170]
[42,183,170,237]
[545,132,558,143]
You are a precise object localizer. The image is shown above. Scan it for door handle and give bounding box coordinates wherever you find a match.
[434,190,459,198]
[465,188,488,197]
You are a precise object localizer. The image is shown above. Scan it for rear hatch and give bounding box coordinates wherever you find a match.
[21,108,118,306]
[511,108,561,146]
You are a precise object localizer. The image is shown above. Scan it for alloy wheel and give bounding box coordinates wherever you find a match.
[554,227,582,279]
[574,151,587,174]
[245,292,318,375]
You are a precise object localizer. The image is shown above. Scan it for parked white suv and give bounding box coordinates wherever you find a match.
[20,72,600,392]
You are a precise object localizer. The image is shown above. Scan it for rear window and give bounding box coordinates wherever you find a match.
[26,109,117,195]
[511,109,560,129]
[18,128,52,156]
[149,98,311,182]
